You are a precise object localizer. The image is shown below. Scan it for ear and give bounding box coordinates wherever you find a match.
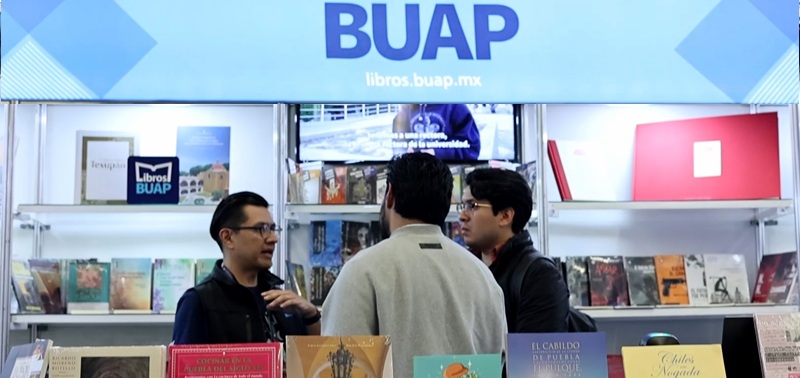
[385,183,395,209]
[218,228,235,249]
[497,207,516,228]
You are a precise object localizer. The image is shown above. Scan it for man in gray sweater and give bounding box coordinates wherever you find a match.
[321,153,507,377]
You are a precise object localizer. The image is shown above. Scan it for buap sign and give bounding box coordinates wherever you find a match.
[127,156,180,205]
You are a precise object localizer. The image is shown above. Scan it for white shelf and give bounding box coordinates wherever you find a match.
[11,314,175,325]
[11,305,796,326]
[285,204,387,214]
[550,199,792,211]
[578,304,798,321]
[16,205,216,214]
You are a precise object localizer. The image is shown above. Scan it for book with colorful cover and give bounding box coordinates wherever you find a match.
[67,261,111,314]
[110,258,152,313]
[621,344,726,378]
[195,258,217,284]
[654,254,690,305]
[413,354,502,378]
[169,343,282,378]
[286,336,393,378]
[152,258,194,314]
[507,332,608,377]
[0,339,53,378]
[11,260,44,313]
[29,259,64,314]
[176,126,231,206]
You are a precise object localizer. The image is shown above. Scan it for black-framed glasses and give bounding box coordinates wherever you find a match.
[230,223,283,238]
[456,202,492,214]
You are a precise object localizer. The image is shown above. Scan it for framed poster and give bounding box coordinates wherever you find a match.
[74,131,139,205]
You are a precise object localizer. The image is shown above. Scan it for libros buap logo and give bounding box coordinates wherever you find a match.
[127,156,180,204]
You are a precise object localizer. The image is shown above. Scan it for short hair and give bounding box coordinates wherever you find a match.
[209,191,270,249]
[464,168,532,233]
[386,153,453,226]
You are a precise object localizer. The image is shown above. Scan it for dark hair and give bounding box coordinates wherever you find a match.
[209,191,270,249]
[386,153,453,226]
[465,168,532,233]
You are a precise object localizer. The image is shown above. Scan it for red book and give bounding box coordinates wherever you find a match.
[168,343,283,378]
[633,112,780,201]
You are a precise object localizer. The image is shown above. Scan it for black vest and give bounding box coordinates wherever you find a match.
[193,260,306,343]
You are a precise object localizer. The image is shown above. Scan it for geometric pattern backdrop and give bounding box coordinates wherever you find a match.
[1,0,798,104]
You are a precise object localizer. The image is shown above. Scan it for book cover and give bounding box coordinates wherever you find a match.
[754,313,800,378]
[301,161,324,204]
[375,165,388,205]
[286,262,308,298]
[705,254,751,304]
[152,258,194,314]
[29,259,64,314]
[321,165,347,204]
[684,254,710,306]
[286,336,393,378]
[67,261,111,314]
[310,220,344,267]
[507,332,608,377]
[74,131,139,205]
[624,256,660,306]
[753,251,798,304]
[347,165,377,204]
[450,165,464,204]
[169,343,282,378]
[587,256,629,306]
[0,339,52,378]
[654,254,690,305]
[176,126,231,206]
[110,258,152,313]
[413,354,501,378]
[47,345,166,378]
[310,266,340,307]
[566,257,590,307]
[342,221,372,265]
[11,260,44,313]
[195,258,218,285]
[621,344,727,378]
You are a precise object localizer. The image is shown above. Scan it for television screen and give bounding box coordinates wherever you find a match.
[297,103,518,162]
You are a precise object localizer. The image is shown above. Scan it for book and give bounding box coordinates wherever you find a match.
[754,313,800,378]
[195,259,217,285]
[168,343,282,378]
[621,344,727,378]
[347,165,377,204]
[624,256,660,306]
[413,354,502,378]
[11,260,44,313]
[321,165,347,204]
[176,126,231,206]
[705,254,750,304]
[507,332,608,377]
[588,256,629,306]
[67,261,110,314]
[342,221,372,264]
[47,345,166,378]
[684,254,710,306]
[0,339,52,378]
[110,258,153,314]
[74,131,139,205]
[28,259,64,314]
[753,251,798,304]
[152,259,194,314]
[565,257,590,307]
[654,254,690,305]
[286,336,393,378]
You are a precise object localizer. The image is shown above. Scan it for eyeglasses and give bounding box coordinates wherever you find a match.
[456,202,492,214]
[230,223,283,239]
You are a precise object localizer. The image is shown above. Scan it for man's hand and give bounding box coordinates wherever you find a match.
[262,290,318,318]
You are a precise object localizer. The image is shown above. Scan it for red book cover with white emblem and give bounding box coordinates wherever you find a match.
[168,343,282,378]
[633,112,780,201]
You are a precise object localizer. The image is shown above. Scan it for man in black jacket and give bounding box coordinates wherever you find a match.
[172,191,320,344]
[458,168,569,333]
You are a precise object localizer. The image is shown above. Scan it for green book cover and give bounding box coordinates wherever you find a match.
[67,261,110,313]
[413,354,502,378]
[153,258,194,314]
[195,258,217,284]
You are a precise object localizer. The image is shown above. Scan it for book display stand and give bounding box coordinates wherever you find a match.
[0,0,797,372]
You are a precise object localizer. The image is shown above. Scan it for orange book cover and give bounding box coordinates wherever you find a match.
[286,336,393,378]
[321,166,347,204]
[654,255,690,305]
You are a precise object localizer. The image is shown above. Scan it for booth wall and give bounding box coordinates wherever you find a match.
[3,103,797,353]
[9,104,276,347]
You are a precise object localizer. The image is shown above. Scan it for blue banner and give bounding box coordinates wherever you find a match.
[1,0,797,104]
[127,156,179,204]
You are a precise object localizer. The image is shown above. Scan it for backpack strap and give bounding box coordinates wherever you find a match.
[510,251,553,307]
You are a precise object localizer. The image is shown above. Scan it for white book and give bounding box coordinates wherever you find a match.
[684,254,710,306]
[704,254,750,304]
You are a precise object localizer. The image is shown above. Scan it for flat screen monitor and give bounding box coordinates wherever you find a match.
[296,103,520,163]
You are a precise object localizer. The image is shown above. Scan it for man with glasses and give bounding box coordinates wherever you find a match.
[321,153,507,378]
[459,168,569,333]
[172,191,320,345]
